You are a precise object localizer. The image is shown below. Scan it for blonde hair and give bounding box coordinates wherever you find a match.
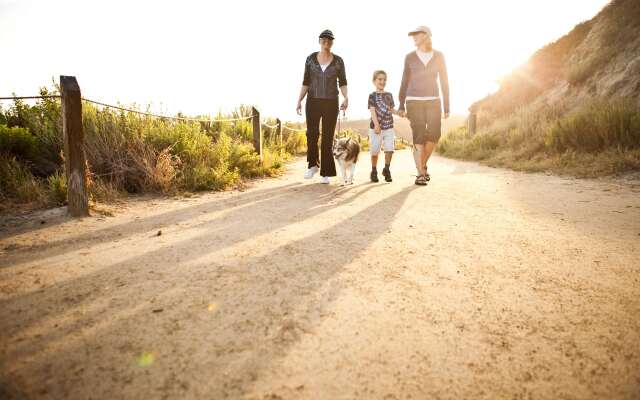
[372,70,387,81]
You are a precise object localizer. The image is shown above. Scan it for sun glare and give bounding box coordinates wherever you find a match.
[0,0,610,119]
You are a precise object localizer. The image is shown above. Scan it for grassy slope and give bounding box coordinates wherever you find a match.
[438,0,640,178]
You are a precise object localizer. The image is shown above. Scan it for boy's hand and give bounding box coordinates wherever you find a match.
[374,125,382,134]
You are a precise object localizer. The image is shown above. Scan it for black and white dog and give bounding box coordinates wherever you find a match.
[332,137,360,185]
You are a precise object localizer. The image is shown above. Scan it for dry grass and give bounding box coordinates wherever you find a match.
[439,99,640,178]
[0,86,307,213]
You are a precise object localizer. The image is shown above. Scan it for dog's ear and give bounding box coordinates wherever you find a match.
[346,137,351,143]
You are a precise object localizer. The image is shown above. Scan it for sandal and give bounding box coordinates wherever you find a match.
[414,175,427,186]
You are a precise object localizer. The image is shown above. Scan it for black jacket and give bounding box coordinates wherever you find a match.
[303,52,347,99]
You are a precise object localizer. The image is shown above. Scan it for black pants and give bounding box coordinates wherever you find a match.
[306,97,338,177]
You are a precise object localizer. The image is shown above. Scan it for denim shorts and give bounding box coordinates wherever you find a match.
[368,128,395,155]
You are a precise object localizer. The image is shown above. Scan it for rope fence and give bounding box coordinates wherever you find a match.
[0,94,303,129]
[0,94,413,145]
[282,125,306,132]
[0,95,256,123]
[81,97,255,123]
[0,95,61,100]
[261,122,279,130]
[1,77,409,216]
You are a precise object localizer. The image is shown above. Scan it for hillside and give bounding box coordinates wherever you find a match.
[439,0,640,177]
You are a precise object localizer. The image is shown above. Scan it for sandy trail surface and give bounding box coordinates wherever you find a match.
[1,150,639,400]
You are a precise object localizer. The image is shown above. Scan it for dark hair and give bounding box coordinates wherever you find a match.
[372,70,387,81]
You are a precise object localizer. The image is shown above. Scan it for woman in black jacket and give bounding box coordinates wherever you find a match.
[296,29,349,184]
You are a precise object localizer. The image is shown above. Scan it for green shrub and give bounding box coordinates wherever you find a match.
[0,124,38,159]
[0,85,305,211]
[283,130,307,155]
[79,102,287,193]
[229,141,262,177]
[3,92,63,175]
[180,162,239,191]
[176,132,239,191]
[439,126,470,157]
[359,136,369,152]
[259,146,285,176]
[47,170,67,205]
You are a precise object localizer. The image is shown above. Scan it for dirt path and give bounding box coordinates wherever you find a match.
[1,150,639,400]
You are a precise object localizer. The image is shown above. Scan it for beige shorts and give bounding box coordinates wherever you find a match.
[368,128,395,155]
[406,100,442,144]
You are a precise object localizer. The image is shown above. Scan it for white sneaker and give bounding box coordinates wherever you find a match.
[304,166,319,179]
[319,176,330,184]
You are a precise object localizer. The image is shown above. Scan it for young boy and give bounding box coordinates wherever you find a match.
[368,70,400,182]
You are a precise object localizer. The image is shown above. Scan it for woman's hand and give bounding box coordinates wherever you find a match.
[340,97,348,111]
[374,125,382,134]
[297,86,308,116]
[339,86,349,111]
[398,109,406,118]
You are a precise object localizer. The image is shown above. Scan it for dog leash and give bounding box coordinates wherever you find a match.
[337,109,347,138]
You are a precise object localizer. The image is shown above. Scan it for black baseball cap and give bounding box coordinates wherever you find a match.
[319,29,335,40]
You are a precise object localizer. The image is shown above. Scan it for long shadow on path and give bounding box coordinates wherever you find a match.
[1,184,415,399]
[1,182,385,352]
[0,182,304,266]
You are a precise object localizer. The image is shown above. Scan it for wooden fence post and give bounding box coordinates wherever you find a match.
[60,75,89,217]
[251,106,262,158]
[276,118,282,154]
[468,111,477,136]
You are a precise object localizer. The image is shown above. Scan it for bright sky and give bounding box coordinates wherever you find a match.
[0,0,610,121]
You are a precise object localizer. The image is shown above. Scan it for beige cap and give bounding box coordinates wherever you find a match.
[408,26,432,37]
